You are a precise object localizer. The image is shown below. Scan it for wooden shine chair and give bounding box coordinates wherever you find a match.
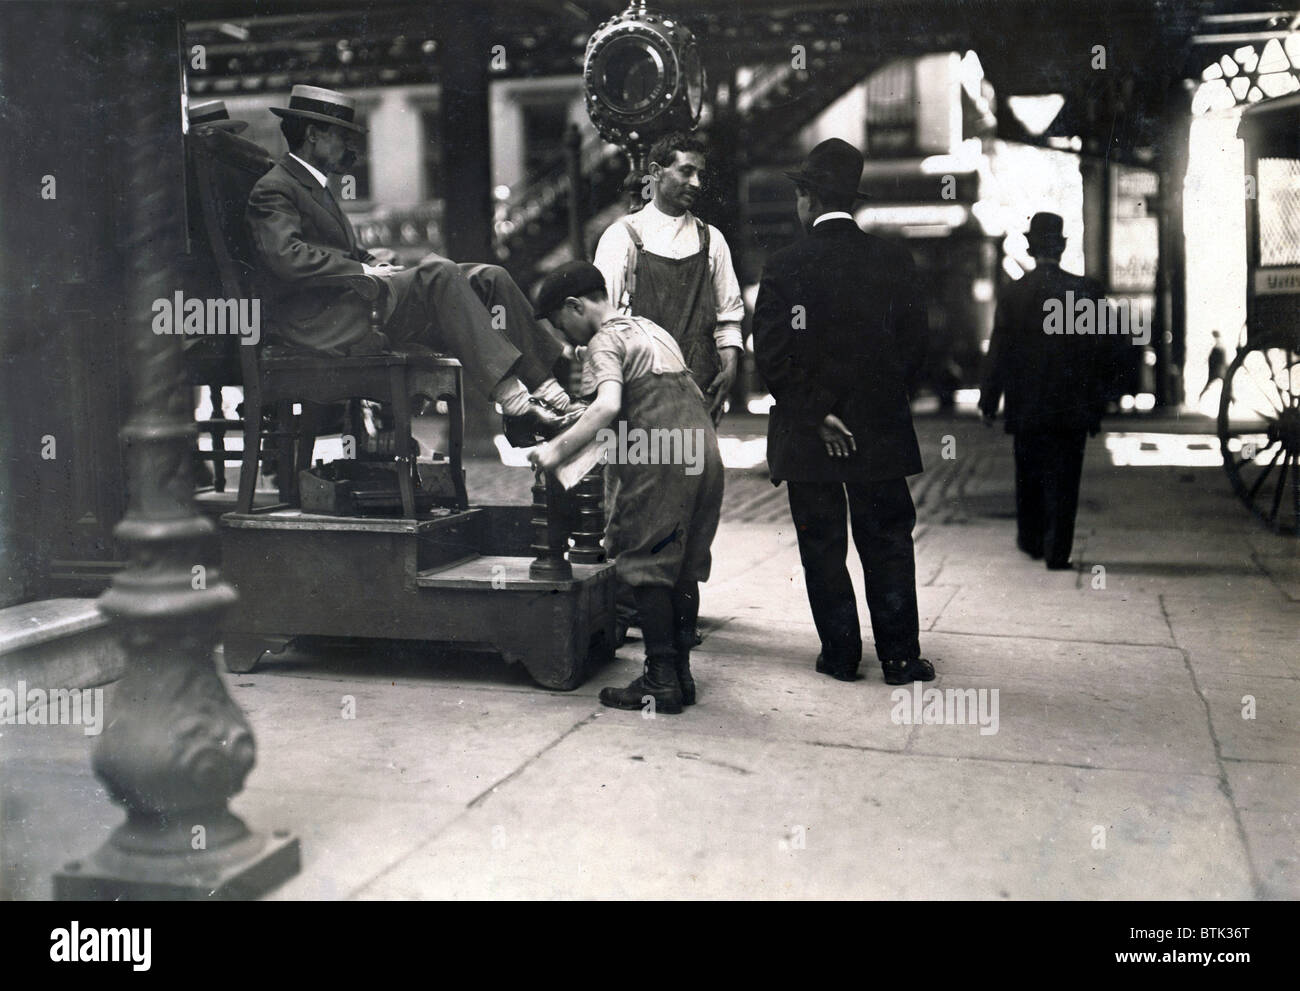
[187,124,468,518]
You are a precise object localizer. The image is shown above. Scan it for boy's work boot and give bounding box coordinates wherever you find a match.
[599,651,683,714]
[673,631,696,706]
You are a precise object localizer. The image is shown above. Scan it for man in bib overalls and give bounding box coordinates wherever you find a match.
[592,131,743,644]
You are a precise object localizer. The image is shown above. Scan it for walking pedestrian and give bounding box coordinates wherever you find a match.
[979,212,1109,570]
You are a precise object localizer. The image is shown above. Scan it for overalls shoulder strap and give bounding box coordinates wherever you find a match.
[620,217,644,249]
[627,315,690,376]
[618,217,643,311]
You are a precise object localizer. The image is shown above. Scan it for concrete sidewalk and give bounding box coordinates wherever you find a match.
[2,417,1296,899]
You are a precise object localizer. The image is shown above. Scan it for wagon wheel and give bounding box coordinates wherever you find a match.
[1217,340,1300,535]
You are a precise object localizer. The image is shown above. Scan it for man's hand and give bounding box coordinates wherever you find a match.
[705,347,740,423]
[817,413,856,459]
[527,441,561,473]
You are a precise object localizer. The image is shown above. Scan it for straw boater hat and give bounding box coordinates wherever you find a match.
[784,138,870,201]
[187,100,247,133]
[269,85,367,133]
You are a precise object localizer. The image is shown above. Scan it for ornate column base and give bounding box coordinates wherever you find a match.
[51,6,302,902]
[54,824,299,901]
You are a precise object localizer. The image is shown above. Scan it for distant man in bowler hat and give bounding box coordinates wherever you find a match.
[246,85,581,443]
[753,138,934,686]
[979,212,1109,570]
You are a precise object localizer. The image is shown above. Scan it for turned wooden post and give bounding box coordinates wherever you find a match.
[529,467,573,580]
[568,466,606,563]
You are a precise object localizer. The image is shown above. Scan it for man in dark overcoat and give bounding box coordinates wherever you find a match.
[979,212,1109,570]
[753,138,934,686]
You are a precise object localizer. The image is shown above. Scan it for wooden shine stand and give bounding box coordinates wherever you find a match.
[219,471,616,691]
[190,122,614,689]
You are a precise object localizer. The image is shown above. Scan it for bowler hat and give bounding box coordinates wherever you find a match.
[1026,212,1067,251]
[269,85,367,134]
[784,138,869,201]
[188,100,247,134]
[534,261,607,319]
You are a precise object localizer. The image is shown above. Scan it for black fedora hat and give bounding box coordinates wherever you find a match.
[270,85,367,134]
[784,138,869,201]
[1026,212,1067,251]
[188,99,247,134]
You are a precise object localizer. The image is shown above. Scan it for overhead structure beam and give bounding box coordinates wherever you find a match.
[438,1,494,264]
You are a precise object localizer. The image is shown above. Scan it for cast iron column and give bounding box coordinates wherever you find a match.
[1157,82,1192,408]
[440,2,494,263]
[54,9,298,900]
[565,122,587,261]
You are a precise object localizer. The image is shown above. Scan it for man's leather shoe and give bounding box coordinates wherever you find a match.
[503,400,584,448]
[816,652,861,682]
[881,657,935,685]
[532,394,583,417]
[1045,560,1073,571]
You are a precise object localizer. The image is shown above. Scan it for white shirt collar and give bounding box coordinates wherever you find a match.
[813,211,854,227]
[642,199,692,229]
[289,153,329,188]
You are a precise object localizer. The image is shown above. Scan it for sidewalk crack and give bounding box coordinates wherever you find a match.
[466,711,600,809]
[1159,593,1266,898]
[344,710,602,899]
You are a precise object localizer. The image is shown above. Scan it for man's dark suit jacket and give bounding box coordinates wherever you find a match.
[753,216,925,484]
[979,263,1109,434]
[246,154,378,352]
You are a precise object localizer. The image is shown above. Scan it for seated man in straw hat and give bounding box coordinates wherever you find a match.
[246,85,581,442]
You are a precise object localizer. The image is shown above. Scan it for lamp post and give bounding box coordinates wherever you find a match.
[54,9,298,900]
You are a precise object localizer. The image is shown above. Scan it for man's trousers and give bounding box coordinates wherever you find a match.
[379,255,565,399]
[785,477,921,667]
[1012,428,1088,567]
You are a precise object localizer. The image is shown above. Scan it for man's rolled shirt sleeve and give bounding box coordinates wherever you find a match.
[247,184,366,283]
[592,224,630,313]
[710,229,745,352]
